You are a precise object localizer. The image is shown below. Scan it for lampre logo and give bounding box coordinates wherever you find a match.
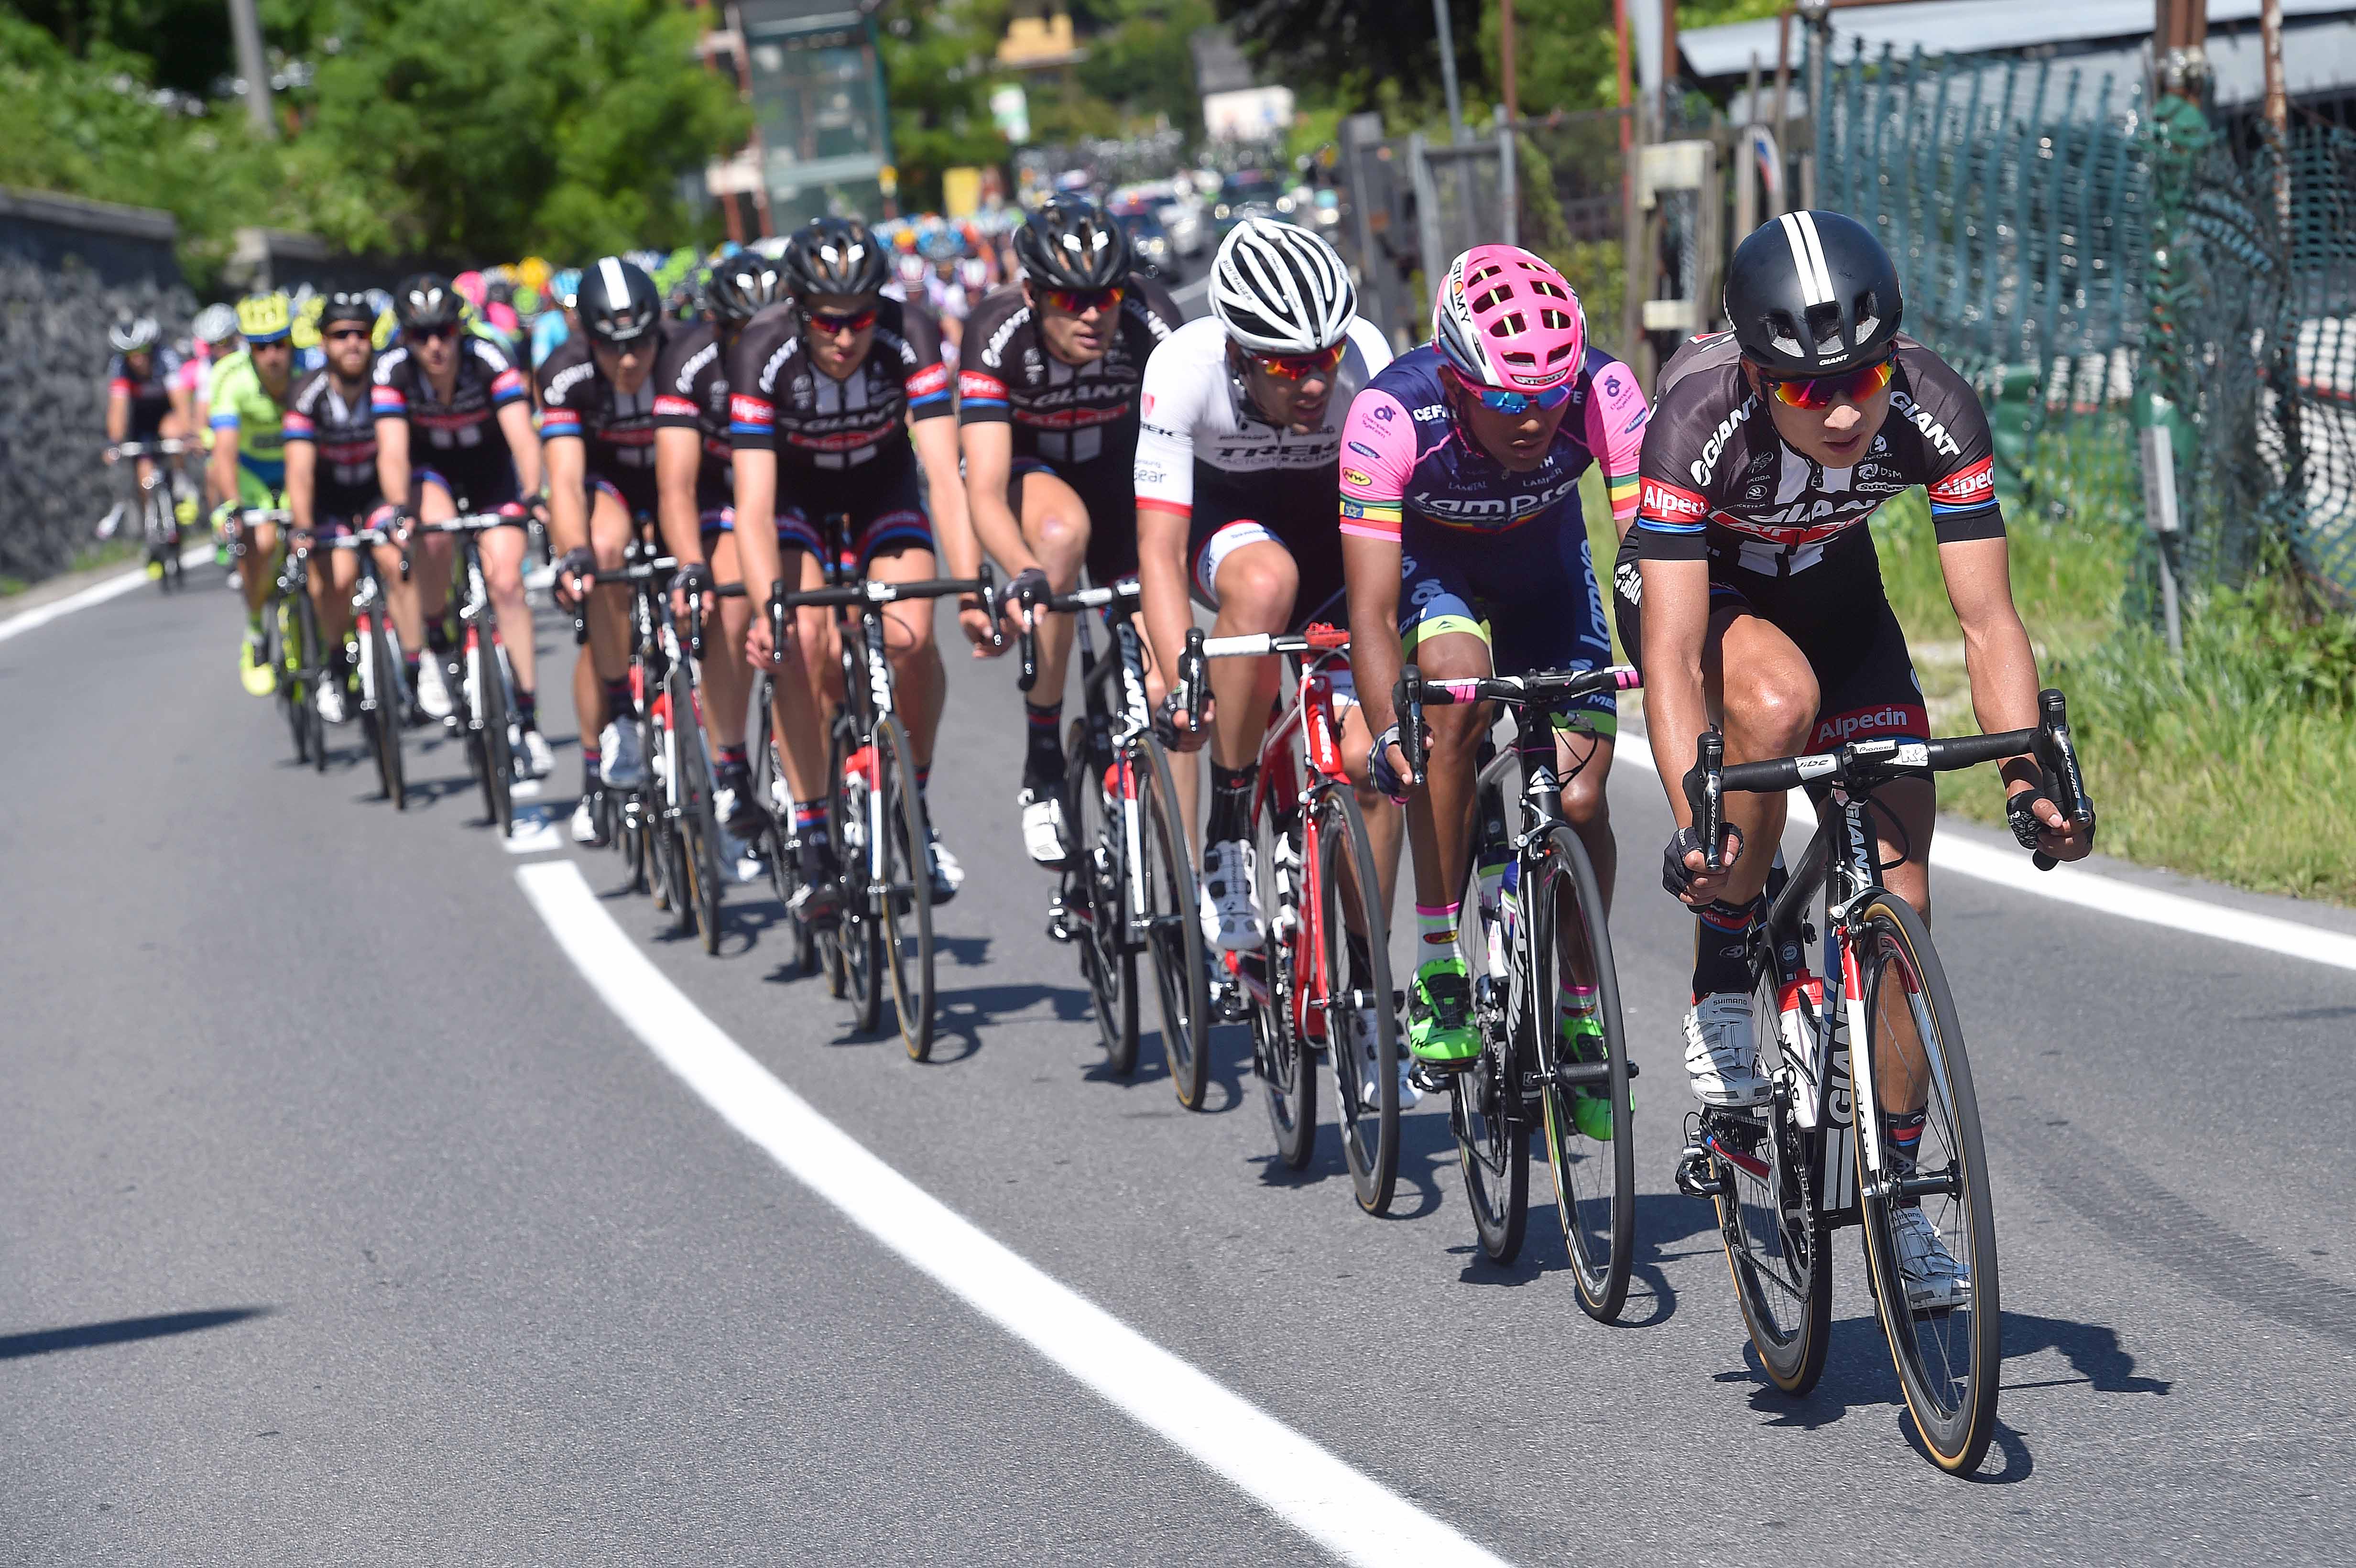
[1809,703,1927,751]
[1640,479,1707,522]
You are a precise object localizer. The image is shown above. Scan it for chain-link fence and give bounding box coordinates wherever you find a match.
[1813,38,2356,609]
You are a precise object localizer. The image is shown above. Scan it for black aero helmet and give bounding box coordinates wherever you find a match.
[706,255,784,325]
[318,291,375,331]
[1013,195,1129,292]
[393,273,465,334]
[578,255,663,348]
[1723,210,1903,376]
[781,218,887,300]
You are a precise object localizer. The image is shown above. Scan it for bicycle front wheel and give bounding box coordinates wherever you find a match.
[296,593,327,774]
[1064,721,1137,1074]
[1528,825,1636,1321]
[873,716,936,1061]
[833,724,883,1034]
[472,632,513,837]
[1254,801,1313,1169]
[1850,891,2001,1473]
[672,664,724,955]
[362,613,407,809]
[1316,786,1398,1215]
[1134,736,1209,1109]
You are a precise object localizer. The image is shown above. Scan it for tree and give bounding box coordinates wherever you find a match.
[876,0,1014,213]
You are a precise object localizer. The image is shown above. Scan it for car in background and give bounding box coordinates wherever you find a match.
[1115,210,1185,285]
[1211,169,1283,239]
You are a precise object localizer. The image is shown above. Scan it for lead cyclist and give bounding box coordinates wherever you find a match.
[1625,210,2094,1307]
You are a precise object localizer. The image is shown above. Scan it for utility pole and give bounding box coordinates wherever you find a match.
[1432,0,1467,144]
[1660,0,1679,127]
[1498,0,1519,123]
[227,0,275,138]
[2153,0,2208,100]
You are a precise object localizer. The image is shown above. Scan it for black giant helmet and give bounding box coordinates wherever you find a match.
[393,273,465,335]
[1723,210,1903,377]
[1012,195,1129,292]
[706,255,784,325]
[318,291,375,332]
[577,256,663,348]
[780,218,888,300]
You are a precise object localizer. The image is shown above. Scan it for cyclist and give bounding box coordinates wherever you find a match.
[282,292,384,724]
[210,293,300,695]
[533,269,580,371]
[1134,218,1397,946]
[727,217,970,908]
[951,195,1181,868]
[101,316,191,565]
[648,252,785,853]
[542,256,670,816]
[372,272,548,767]
[1343,246,1647,1095]
[1625,211,2093,1297]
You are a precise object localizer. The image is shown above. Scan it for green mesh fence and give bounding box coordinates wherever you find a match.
[1813,39,2356,610]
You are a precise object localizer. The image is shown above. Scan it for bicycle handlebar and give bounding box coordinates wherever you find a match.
[1390,662,1639,789]
[1012,573,1127,693]
[1198,622,1353,660]
[782,573,993,611]
[106,439,188,458]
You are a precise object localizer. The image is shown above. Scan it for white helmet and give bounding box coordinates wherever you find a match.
[193,303,239,346]
[109,315,161,353]
[1209,218,1356,355]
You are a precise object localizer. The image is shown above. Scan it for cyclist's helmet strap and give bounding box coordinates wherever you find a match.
[1723,209,1903,377]
[393,273,464,334]
[781,218,888,300]
[1013,196,1129,292]
[577,255,663,348]
[1210,218,1356,356]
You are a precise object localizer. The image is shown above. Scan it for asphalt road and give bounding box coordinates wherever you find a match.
[5,564,2355,1565]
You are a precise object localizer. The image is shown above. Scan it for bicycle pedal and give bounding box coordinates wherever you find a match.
[1045,901,1078,943]
[1674,1143,1728,1200]
[1407,1059,1456,1095]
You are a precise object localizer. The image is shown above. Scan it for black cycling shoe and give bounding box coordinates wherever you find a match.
[789,836,843,924]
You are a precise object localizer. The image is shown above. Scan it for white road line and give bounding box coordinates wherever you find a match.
[1613,736,2356,974]
[502,808,565,855]
[515,859,1511,1568]
[0,545,212,646]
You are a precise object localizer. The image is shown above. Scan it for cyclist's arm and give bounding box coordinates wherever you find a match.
[541,435,589,555]
[284,421,317,535]
[1133,350,1200,712]
[373,417,412,518]
[957,419,1030,576]
[653,425,706,569]
[1337,386,1414,748]
[909,414,971,576]
[496,400,541,499]
[728,447,786,623]
[1939,535,2089,856]
[106,387,130,446]
[209,417,242,512]
[1137,501,1195,705]
[1579,351,1649,542]
[1636,552,1714,831]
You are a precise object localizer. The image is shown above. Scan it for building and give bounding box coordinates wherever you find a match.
[702,0,895,236]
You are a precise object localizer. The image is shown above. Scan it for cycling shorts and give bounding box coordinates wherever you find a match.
[745,454,932,566]
[1399,516,1615,736]
[1010,455,1135,586]
[1187,493,1346,631]
[416,465,524,516]
[1610,527,1927,752]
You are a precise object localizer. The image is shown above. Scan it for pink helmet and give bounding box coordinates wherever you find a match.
[452,270,488,309]
[1431,245,1585,392]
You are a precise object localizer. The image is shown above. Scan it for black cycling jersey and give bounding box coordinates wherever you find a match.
[725,297,951,472]
[283,366,382,520]
[536,331,665,515]
[108,348,183,436]
[955,275,1180,471]
[371,336,530,506]
[651,319,737,513]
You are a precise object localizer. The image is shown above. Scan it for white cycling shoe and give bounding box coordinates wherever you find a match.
[1348,1003,1418,1110]
[1018,785,1069,866]
[315,679,348,726]
[929,829,965,904]
[1890,1206,1969,1311]
[570,793,604,846]
[1683,992,1770,1107]
[519,727,555,779]
[414,655,455,720]
[599,719,648,790]
[1197,838,1265,952]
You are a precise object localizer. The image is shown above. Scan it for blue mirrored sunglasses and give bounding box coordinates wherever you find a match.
[1466,380,1572,415]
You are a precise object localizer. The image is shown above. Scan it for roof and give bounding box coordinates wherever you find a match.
[736,0,880,34]
[1682,0,2356,81]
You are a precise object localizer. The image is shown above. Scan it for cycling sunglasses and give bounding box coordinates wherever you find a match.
[802,303,879,336]
[1039,284,1124,316]
[1444,366,1572,415]
[1248,342,1347,381]
[409,324,458,343]
[323,327,371,344]
[1759,357,1895,410]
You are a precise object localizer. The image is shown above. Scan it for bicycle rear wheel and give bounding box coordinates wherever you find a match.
[361,613,407,808]
[1850,891,2000,1473]
[470,631,514,837]
[1528,825,1636,1321]
[872,717,935,1061]
[750,682,816,977]
[1253,802,1313,1169]
[296,593,327,773]
[672,664,724,954]
[1135,736,1209,1109]
[1064,721,1137,1075]
[1451,860,1527,1263]
[834,725,883,1034]
[1317,786,1399,1215]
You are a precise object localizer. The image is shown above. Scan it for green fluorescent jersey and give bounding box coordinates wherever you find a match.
[207,352,291,486]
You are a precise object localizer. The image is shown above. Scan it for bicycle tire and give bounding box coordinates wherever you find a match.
[269,599,305,762]
[296,592,327,774]
[750,685,817,977]
[472,631,513,837]
[1317,786,1399,1216]
[650,703,689,925]
[1064,719,1137,1074]
[1451,845,1527,1263]
[361,614,407,809]
[873,716,935,1061]
[1528,824,1636,1321]
[1254,800,1313,1169]
[1849,891,2001,1473]
[833,722,883,1033]
[1135,736,1210,1109]
[672,663,724,954]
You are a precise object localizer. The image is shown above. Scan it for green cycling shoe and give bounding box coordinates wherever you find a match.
[1407,958,1481,1068]
[238,623,275,697]
[1559,1010,1616,1141]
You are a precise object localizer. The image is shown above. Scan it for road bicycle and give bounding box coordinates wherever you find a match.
[1397,662,1644,1321]
[103,438,190,591]
[1022,578,1210,1105]
[228,506,332,773]
[318,525,409,808]
[1195,622,1402,1212]
[1671,690,2093,1472]
[781,523,991,1060]
[408,512,526,838]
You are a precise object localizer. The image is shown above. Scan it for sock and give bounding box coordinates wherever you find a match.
[1561,977,1600,1019]
[581,744,601,791]
[794,801,829,848]
[603,677,633,722]
[1416,901,1461,961]
[425,622,452,655]
[404,651,421,685]
[513,686,537,729]
[1884,1110,1927,1176]
[1024,701,1063,778]
[916,763,931,800]
[714,744,749,787]
[1206,760,1256,846]
[1691,893,1766,1000]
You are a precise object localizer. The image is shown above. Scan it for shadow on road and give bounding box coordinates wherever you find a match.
[0,1307,269,1361]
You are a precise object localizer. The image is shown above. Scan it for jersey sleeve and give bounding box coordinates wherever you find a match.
[470,338,529,408]
[955,289,1020,426]
[1580,350,1649,526]
[652,332,709,430]
[1632,376,1720,562]
[725,317,784,453]
[1132,339,1201,512]
[1127,275,1182,342]
[370,350,409,418]
[208,364,248,431]
[1337,386,1418,544]
[893,303,953,422]
[281,373,320,443]
[533,344,589,440]
[1904,349,2004,543]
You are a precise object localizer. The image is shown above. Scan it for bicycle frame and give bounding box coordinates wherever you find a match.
[1053,582,1159,953]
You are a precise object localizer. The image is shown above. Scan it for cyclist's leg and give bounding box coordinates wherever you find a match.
[1334,694,1405,913]
[573,481,637,765]
[476,504,538,728]
[309,521,358,651]
[1010,462,1091,709]
[764,509,832,813]
[856,482,945,775]
[1491,527,1620,903]
[1200,523,1295,770]
[236,468,281,620]
[1395,544,1493,1066]
[702,523,753,757]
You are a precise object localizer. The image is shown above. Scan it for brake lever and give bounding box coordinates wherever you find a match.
[1395,664,1429,787]
[2030,687,2094,871]
[1014,580,1042,693]
[1177,627,1207,735]
[1684,729,1727,872]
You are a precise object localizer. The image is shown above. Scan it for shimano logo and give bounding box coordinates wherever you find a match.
[1689,397,1758,487]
